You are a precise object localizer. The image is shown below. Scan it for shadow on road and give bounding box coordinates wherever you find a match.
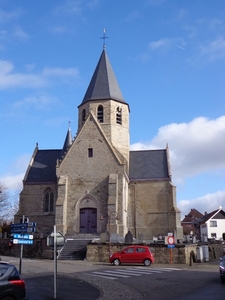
[23,273,101,300]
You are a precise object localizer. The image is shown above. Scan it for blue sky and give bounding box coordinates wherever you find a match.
[0,0,224,218]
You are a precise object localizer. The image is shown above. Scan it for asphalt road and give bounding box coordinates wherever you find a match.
[1,255,225,300]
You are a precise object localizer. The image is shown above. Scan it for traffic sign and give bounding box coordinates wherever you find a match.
[47,232,65,247]
[27,228,36,232]
[10,228,29,233]
[10,222,36,233]
[167,244,175,248]
[11,223,28,229]
[167,236,174,245]
[13,239,34,245]
[13,234,33,239]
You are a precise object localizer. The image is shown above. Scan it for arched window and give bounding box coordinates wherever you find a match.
[44,189,54,213]
[82,109,86,122]
[97,105,104,123]
[116,107,122,125]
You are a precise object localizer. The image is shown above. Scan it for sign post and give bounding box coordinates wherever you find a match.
[167,236,175,264]
[10,216,36,274]
[54,225,57,299]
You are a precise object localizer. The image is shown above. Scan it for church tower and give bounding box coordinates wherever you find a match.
[77,49,130,166]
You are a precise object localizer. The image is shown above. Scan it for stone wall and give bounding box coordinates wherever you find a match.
[86,242,224,265]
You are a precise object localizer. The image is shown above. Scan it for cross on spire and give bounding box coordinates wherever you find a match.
[100,28,108,49]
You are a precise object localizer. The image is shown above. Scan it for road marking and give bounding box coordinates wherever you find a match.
[87,267,181,280]
[104,270,141,276]
[92,271,130,278]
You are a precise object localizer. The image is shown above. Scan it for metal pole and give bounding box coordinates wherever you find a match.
[19,215,25,275]
[54,225,57,299]
[108,217,111,258]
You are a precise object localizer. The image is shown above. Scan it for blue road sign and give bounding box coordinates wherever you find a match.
[27,228,36,232]
[11,223,28,228]
[13,239,34,245]
[28,222,36,227]
[167,245,175,248]
[10,228,29,233]
[13,234,33,239]
[10,222,36,234]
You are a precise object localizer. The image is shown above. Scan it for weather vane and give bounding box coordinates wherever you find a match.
[100,29,108,49]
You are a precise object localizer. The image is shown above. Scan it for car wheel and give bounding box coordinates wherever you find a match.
[113,258,121,266]
[144,259,151,266]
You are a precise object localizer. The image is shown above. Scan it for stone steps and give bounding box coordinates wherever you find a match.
[58,234,99,260]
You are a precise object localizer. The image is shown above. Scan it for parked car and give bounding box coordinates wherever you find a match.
[109,245,154,266]
[219,256,225,283]
[0,261,27,300]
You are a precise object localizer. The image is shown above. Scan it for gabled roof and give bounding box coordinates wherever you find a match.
[181,208,203,223]
[200,208,225,224]
[25,150,61,183]
[81,49,126,105]
[129,149,169,180]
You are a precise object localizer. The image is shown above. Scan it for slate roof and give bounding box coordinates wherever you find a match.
[61,127,72,158]
[181,208,203,224]
[25,150,61,183]
[200,208,225,224]
[129,149,169,180]
[81,49,126,105]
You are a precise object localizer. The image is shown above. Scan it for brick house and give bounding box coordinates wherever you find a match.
[16,48,183,242]
[181,208,203,238]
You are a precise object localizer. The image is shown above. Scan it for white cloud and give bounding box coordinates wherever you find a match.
[200,36,225,61]
[12,94,59,110]
[131,116,225,217]
[131,116,225,181]
[0,154,30,190]
[178,190,225,219]
[0,8,22,23]
[0,60,80,90]
[13,26,29,40]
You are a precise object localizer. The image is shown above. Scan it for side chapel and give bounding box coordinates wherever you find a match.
[16,47,183,241]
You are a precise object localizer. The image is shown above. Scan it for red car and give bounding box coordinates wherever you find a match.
[109,245,154,266]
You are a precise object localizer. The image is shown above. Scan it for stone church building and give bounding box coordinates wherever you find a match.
[16,48,183,242]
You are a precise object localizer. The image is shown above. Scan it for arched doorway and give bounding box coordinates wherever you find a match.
[80,208,97,233]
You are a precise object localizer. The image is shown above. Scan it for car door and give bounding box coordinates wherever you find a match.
[120,247,135,263]
[136,247,146,263]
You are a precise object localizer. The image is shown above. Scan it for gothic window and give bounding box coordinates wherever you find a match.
[97,105,104,123]
[88,148,93,157]
[82,109,86,122]
[116,107,122,125]
[44,189,54,213]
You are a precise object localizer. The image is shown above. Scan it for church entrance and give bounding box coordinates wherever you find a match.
[80,208,97,233]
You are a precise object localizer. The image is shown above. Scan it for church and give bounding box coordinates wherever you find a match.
[16,47,183,242]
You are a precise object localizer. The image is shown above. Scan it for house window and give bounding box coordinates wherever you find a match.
[82,109,86,122]
[116,107,122,125]
[210,220,217,227]
[97,105,104,123]
[88,148,93,157]
[211,233,217,239]
[44,189,54,213]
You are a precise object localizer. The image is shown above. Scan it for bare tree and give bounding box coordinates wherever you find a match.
[0,182,10,219]
[0,182,22,222]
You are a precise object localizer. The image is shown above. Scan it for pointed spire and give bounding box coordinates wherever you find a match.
[81,49,126,104]
[61,124,72,158]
